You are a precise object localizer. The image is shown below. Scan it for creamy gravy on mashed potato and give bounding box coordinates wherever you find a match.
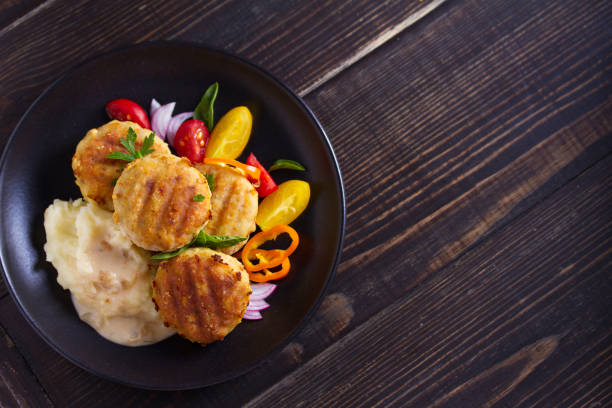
[43,199,174,346]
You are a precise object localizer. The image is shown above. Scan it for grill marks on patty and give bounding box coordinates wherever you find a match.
[195,163,258,255]
[152,248,251,345]
[113,154,212,252]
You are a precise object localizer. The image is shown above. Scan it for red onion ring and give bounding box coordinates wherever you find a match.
[250,283,277,300]
[166,111,193,147]
[243,310,263,320]
[150,98,161,116]
[243,283,277,320]
[151,102,175,140]
[246,299,270,311]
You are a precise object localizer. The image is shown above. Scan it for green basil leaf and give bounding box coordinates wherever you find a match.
[193,82,219,131]
[192,194,205,202]
[150,245,191,260]
[269,159,306,171]
[149,231,246,260]
[193,231,246,249]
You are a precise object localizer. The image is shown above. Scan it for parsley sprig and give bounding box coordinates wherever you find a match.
[204,173,215,192]
[107,128,156,162]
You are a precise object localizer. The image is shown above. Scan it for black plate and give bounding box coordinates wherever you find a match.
[0,42,345,390]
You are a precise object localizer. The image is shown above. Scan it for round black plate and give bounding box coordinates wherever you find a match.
[0,42,345,390]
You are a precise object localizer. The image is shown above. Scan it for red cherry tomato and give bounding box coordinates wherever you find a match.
[246,153,278,197]
[105,99,150,129]
[174,119,209,162]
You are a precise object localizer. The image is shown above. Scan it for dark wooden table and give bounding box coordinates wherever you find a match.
[1,1,610,406]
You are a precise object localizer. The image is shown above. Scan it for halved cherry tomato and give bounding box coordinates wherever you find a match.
[105,99,150,129]
[174,119,209,162]
[246,153,278,197]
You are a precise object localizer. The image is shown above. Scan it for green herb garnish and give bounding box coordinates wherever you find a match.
[111,177,118,187]
[269,159,306,172]
[193,82,219,131]
[192,194,205,202]
[107,128,156,162]
[204,173,215,192]
[149,245,191,260]
[193,231,246,250]
[150,230,246,260]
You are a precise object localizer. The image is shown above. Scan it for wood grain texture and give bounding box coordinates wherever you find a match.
[0,0,43,30]
[0,0,443,152]
[244,151,612,408]
[0,322,52,408]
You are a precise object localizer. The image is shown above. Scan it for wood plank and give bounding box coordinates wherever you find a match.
[242,152,612,407]
[0,0,444,149]
[0,0,44,30]
[0,322,53,407]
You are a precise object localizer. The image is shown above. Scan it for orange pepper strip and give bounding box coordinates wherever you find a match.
[248,249,287,271]
[248,256,291,282]
[241,225,299,272]
[203,157,261,182]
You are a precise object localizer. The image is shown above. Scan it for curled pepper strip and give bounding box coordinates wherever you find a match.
[242,225,299,275]
[249,256,291,282]
[203,157,261,182]
[246,249,287,271]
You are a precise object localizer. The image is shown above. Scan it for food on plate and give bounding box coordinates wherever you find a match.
[255,180,311,231]
[205,106,252,159]
[112,153,212,252]
[268,159,306,172]
[246,153,278,197]
[193,82,218,131]
[105,99,151,129]
[194,162,258,255]
[72,120,170,211]
[43,199,175,346]
[44,84,312,347]
[174,119,209,162]
[242,225,299,282]
[151,247,250,345]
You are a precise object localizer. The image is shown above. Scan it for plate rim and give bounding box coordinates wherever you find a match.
[0,40,346,390]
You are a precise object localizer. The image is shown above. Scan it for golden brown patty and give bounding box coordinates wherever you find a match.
[195,163,258,254]
[112,154,212,252]
[151,247,251,345]
[72,120,171,211]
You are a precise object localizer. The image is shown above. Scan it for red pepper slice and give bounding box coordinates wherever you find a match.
[246,153,278,197]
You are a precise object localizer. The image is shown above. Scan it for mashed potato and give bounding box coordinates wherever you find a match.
[43,199,174,346]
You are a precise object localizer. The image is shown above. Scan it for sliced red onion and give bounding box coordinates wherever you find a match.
[166,111,193,147]
[246,299,270,311]
[250,283,277,300]
[151,102,175,140]
[243,310,263,320]
[243,283,277,320]
[150,98,161,116]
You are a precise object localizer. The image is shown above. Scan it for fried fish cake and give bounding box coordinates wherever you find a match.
[151,247,251,345]
[112,154,212,252]
[195,163,258,254]
[72,120,171,211]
